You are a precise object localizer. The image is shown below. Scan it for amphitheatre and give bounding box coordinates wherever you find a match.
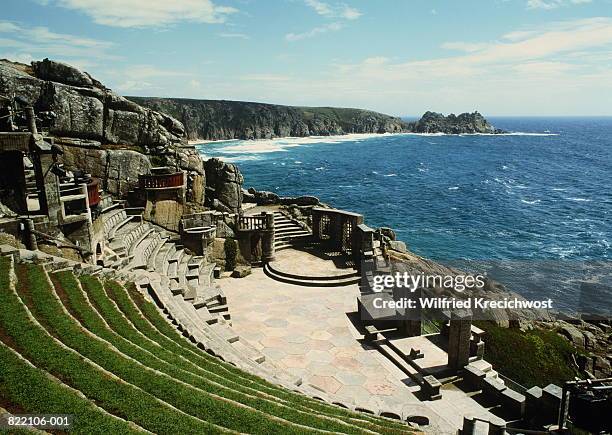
[0,59,609,434]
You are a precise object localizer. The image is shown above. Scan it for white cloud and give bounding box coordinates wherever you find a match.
[217,32,250,39]
[340,6,362,20]
[287,1,360,42]
[107,64,194,93]
[240,74,292,82]
[42,0,237,28]
[305,0,334,17]
[303,0,361,20]
[441,41,490,52]
[527,0,592,9]
[285,22,343,41]
[218,17,612,115]
[0,20,116,65]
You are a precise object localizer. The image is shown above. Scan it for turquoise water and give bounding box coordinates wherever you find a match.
[196,118,612,313]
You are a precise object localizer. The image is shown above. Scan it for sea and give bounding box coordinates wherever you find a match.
[195,117,612,316]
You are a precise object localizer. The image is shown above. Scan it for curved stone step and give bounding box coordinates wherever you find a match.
[263,263,360,287]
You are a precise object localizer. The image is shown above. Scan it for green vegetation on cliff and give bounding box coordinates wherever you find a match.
[476,321,582,388]
[127,97,407,140]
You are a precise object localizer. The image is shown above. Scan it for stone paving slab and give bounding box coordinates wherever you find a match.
[217,249,503,430]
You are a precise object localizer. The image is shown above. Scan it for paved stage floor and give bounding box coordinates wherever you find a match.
[217,248,501,429]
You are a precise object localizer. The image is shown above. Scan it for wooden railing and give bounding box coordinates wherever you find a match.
[139,172,184,189]
[238,215,267,231]
[87,178,101,207]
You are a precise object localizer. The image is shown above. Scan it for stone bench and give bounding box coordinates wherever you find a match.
[482,376,507,401]
[364,324,397,341]
[499,388,525,419]
[464,364,486,390]
[421,375,442,401]
[461,415,505,435]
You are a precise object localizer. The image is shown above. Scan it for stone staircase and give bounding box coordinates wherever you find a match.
[468,359,505,386]
[273,211,311,251]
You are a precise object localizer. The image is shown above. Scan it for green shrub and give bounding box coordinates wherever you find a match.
[224,238,237,271]
[476,321,582,388]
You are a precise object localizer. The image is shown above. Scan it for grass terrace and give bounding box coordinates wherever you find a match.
[0,255,414,434]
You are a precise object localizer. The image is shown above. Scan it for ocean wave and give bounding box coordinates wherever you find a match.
[521,199,541,205]
[384,173,397,177]
[211,155,261,163]
[315,167,325,171]
[448,186,459,190]
[565,197,592,202]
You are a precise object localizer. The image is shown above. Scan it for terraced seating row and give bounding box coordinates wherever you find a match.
[99,206,229,324]
[102,208,128,236]
[0,249,419,433]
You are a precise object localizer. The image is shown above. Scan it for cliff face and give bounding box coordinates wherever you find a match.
[0,58,206,204]
[407,111,502,134]
[127,97,408,140]
[0,59,186,148]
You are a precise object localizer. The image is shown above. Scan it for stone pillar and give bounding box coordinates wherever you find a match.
[25,107,38,134]
[37,153,61,225]
[24,218,37,250]
[261,211,275,263]
[447,309,472,371]
[397,286,422,337]
[312,210,321,239]
[332,214,343,250]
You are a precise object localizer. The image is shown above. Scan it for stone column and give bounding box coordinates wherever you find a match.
[36,153,61,226]
[25,107,38,134]
[311,210,321,239]
[447,309,472,371]
[261,211,275,263]
[332,214,343,250]
[397,286,422,337]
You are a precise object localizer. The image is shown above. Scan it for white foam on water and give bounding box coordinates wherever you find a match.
[521,199,541,205]
[565,197,592,202]
[384,173,397,177]
[448,186,459,190]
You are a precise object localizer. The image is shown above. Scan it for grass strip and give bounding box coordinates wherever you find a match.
[0,259,223,434]
[114,281,411,433]
[67,273,360,433]
[0,343,142,435]
[17,264,314,434]
[0,258,143,435]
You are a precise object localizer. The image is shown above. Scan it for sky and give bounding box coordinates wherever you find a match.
[1,0,611,116]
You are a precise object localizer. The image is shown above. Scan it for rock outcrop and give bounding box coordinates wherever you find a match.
[243,187,320,207]
[0,58,205,204]
[127,97,408,140]
[204,158,243,213]
[0,59,185,147]
[58,144,152,197]
[407,111,504,134]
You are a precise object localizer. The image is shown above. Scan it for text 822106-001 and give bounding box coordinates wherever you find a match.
[0,414,73,429]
